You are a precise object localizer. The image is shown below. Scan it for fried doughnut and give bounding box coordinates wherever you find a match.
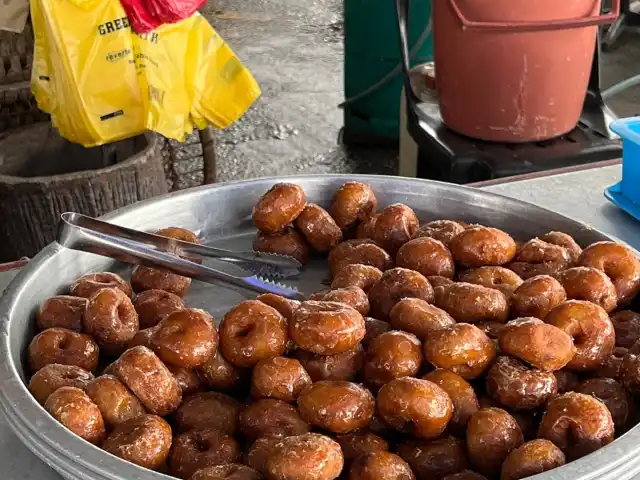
[500,439,566,480]
[486,356,557,411]
[557,267,618,312]
[220,300,288,367]
[618,342,640,393]
[507,239,571,279]
[245,437,280,475]
[267,433,344,480]
[540,231,582,265]
[294,344,364,382]
[396,237,455,279]
[498,318,575,372]
[457,267,523,297]
[197,350,248,393]
[363,330,423,389]
[83,287,139,356]
[131,265,191,298]
[389,298,455,340]
[168,365,206,396]
[362,318,393,348]
[546,300,615,371]
[256,293,301,321]
[433,282,509,324]
[251,356,312,403]
[295,203,343,253]
[538,392,614,460]
[190,465,262,480]
[111,346,182,416]
[322,287,370,316]
[168,428,241,479]
[336,432,389,466]
[175,391,242,435]
[133,289,185,329]
[577,377,635,431]
[466,408,523,476]
[70,272,132,299]
[356,213,380,240]
[554,370,581,393]
[37,295,88,331]
[611,310,640,348]
[29,364,94,405]
[450,227,516,267]
[290,301,365,355]
[373,203,420,255]
[86,374,146,427]
[28,327,99,373]
[578,241,640,305]
[252,183,306,233]
[423,323,496,380]
[331,264,383,293]
[348,451,415,480]
[330,182,378,231]
[397,436,468,479]
[102,414,172,471]
[297,381,375,434]
[151,308,218,368]
[368,267,434,320]
[509,275,566,319]
[413,220,466,247]
[377,377,453,440]
[45,386,105,445]
[253,228,310,265]
[239,398,310,442]
[423,369,479,433]
[329,239,393,278]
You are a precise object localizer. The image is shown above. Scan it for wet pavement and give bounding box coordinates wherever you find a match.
[200,0,398,181]
[201,0,640,182]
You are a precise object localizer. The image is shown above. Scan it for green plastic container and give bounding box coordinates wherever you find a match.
[343,0,433,144]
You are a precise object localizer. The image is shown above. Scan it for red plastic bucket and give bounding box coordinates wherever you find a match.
[433,0,619,142]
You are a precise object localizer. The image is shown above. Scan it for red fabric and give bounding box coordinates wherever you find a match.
[119,0,162,34]
[145,0,207,24]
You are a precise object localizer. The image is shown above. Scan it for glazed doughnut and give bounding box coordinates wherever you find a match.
[219,300,288,367]
[197,350,248,393]
[507,238,571,279]
[328,239,393,278]
[294,344,364,382]
[267,434,344,480]
[85,374,146,427]
[70,272,132,299]
[557,267,618,312]
[397,436,468,479]
[372,203,420,255]
[253,227,310,265]
[252,183,306,233]
[546,300,615,371]
[362,318,393,348]
[412,220,466,247]
[330,264,383,293]
[290,300,365,355]
[611,310,640,348]
[389,297,455,340]
[348,451,415,480]
[329,182,377,231]
[239,398,310,442]
[45,386,105,445]
[37,295,88,331]
[84,287,139,356]
[322,286,370,316]
[509,275,566,319]
[28,327,99,373]
[355,213,380,240]
[540,231,582,265]
[133,289,185,329]
[190,465,262,480]
[450,226,516,267]
[295,203,343,253]
[28,363,94,405]
[150,308,218,368]
[457,267,523,297]
[174,391,242,435]
[434,282,509,324]
[168,365,206,397]
[577,377,635,431]
[578,241,640,305]
[396,237,455,279]
[168,428,241,479]
[256,293,301,321]
[364,330,423,389]
[500,439,566,480]
[368,267,434,320]
[422,369,479,433]
[251,356,312,403]
[131,265,192,298]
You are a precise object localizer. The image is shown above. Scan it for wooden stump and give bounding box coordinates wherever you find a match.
[0,123,168,262]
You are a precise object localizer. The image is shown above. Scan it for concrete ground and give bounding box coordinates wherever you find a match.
[200,0,640,181]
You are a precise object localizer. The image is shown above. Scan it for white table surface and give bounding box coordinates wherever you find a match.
[0,164,636,479]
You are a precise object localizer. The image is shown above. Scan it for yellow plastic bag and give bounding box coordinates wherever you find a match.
[31,0,260,146]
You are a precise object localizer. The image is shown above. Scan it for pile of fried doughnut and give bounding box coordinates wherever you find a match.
[25,181,640,480]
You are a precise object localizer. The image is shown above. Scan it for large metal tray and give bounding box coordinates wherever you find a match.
[1,174,640,480]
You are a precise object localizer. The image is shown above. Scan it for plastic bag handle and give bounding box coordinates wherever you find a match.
[449,0,620,32]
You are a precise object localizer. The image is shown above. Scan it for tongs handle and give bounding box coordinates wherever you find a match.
[61,213,301,270]
[56,213,303,299]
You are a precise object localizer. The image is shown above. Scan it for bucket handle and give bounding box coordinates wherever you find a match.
[449,0,620,32]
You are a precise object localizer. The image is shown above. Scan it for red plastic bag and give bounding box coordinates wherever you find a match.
[146,0,207,24]
[119,0,162,33]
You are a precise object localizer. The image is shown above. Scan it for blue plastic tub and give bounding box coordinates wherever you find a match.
[605,117,640,218]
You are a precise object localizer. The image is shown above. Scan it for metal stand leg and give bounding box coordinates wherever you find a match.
[603,0,640,50]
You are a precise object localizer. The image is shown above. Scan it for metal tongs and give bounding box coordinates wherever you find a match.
[57,212,305,300]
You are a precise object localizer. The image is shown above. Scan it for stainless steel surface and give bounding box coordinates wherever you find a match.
[1,173,640,480]
[58,212,303,300]
[60,212,301,278]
